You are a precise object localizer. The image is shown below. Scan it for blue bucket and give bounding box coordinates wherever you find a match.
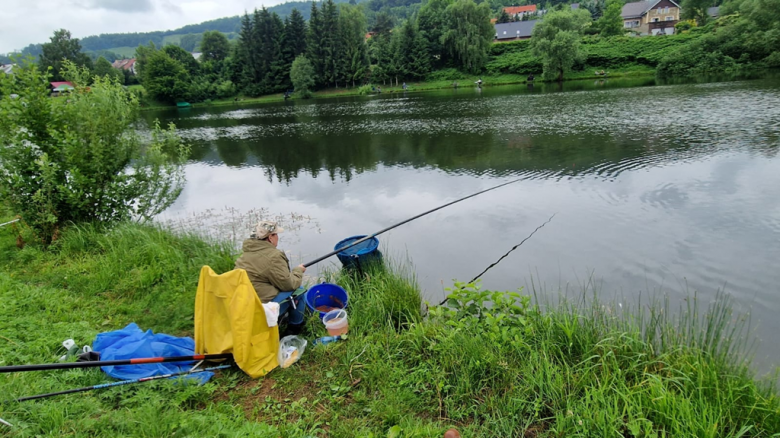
[334,235,381,269]
[305,283,349,319]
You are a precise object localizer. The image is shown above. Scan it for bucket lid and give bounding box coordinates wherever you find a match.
[322,309,347,323]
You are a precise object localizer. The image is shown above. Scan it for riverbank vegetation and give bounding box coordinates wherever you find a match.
[8,0,777,107]
[1,217,779,436]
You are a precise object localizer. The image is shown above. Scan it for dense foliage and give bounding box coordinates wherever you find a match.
[0,62,188,243]
[38,29,93,82]
[657,0,780,76]
[531,9,592,81]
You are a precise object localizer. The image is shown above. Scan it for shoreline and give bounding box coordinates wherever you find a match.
[1,217,778,435]
[138,67,657,111]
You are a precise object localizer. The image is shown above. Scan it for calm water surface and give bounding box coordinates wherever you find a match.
[144,76,780,372]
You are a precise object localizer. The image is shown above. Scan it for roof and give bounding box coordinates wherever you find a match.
[50,81,75,91]
[494,20,538,40]
[571,3,580,9]
[707,6,719,16]
[0,64,16,74]
[112,58,136,70]
[622,0,681,18]
[504,5,537,14]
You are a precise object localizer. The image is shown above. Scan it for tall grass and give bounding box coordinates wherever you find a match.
[1,219,778,436]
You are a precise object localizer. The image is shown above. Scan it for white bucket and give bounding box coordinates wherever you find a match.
[322,309,349,336]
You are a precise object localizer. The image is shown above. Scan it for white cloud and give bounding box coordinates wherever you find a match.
[1,0,277,54]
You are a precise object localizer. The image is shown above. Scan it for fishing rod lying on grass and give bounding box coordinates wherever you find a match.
[302,176,528,267]
[0,353,232,373]
[7,364,232,403]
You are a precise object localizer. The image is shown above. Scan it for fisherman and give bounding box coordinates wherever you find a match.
[235,221,307,334]
[476,78,483,88]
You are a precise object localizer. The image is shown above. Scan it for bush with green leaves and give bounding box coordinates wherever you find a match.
[0,61,188,244]
[290,55,315,99]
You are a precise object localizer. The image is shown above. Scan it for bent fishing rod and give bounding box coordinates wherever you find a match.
[0,353,233,373]
[302,176,528,267]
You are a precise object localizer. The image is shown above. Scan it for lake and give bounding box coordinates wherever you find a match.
[143,75,780,373]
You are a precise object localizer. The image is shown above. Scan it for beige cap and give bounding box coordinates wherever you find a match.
[253,221,284,239]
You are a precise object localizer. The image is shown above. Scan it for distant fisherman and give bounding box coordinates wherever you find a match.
[235,221,306,334]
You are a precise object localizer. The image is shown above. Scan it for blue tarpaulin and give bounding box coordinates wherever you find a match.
[93,323,214,384]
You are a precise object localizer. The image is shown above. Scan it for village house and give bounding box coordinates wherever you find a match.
[621,0,681,35]
[495,20,539,41]
[112,58,137,75]
[1,63,16,75]
[503,4,538,20]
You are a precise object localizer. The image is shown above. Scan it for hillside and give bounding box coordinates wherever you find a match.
[11,0,362,59]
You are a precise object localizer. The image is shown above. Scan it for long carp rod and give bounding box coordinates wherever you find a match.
[0,353,233,373]
[303,176,527,268]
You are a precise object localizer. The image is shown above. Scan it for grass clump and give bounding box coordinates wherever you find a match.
[0,218,779,436]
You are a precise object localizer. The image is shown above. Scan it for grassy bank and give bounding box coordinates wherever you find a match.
[1,218,779,436]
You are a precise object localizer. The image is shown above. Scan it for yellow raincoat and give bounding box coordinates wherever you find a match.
[194,266,279,377]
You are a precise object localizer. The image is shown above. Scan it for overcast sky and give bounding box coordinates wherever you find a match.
[1,0,283,54]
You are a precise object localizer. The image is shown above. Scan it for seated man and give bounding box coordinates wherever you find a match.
[235,221,307,334]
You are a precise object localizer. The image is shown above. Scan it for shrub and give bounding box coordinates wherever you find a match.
[357,84,374,95]
[0,61,188,244]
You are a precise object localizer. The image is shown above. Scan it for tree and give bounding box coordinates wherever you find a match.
[322,0,343,87]
[497,9,513,23]
[441,0,495,73]
[0,61,187,243]
[307,3,327,86]
[373,12,395,35]
[39,29,93,81]
[92,56,124,83]
[397,19,431,80]
[134,41,157,79]
[162,45,200,76]
[200,31,230,62]
[682,0,713,25]
[143,50,191,102]
[287,8,308,57]
[531,9,592,81]
[596,0,625,36]
[340,5,371,87]
[418,0,455,68]
[290,55,315,98]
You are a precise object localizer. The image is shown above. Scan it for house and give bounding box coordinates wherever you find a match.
[622,0,681,35]
[191,52,202,60]
[495,20,538,41]
[503,5,537,20]
[1,63,16,75]
[112,58,137,75]
[50,81,75,96]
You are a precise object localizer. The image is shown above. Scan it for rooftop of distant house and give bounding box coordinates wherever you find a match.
[112,58,136,70]
[503,5,537,15]
[494,20,539,40]
[622,0,681,18]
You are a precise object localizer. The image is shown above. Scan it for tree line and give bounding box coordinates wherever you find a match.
[134,0,494,102]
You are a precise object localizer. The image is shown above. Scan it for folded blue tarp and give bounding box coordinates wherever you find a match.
[93,323,214,384]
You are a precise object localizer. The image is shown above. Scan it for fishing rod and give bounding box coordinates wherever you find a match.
[303,176,527,267]
[8,365,231,403]
[0,219,20,228]
[0,353,232,373]
[438,214,556,305]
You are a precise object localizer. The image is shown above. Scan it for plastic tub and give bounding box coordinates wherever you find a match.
[322,309,349,336]
[334,235,382,269]
[305,283,349,319]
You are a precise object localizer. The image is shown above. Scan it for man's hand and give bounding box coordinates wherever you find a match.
[297,264,306,272]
